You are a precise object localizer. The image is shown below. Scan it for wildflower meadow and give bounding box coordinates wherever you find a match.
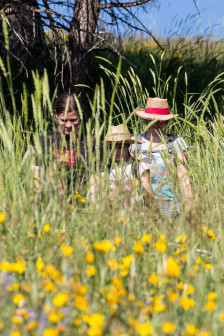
[1,28,224,336]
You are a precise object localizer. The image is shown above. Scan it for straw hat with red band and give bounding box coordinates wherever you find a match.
[105,124,143,144]
[136,97,178,121]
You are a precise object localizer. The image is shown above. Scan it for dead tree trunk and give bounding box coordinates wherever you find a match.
[0,0,48,76]
[64,0,100,99]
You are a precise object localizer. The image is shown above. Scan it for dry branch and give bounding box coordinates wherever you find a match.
[98,0,152,9]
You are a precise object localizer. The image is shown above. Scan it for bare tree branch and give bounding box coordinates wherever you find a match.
[16,4,72,26]
[0,39,28,77]
[83,28,137,68]
[124,6,164,50]
[98,0,152,9]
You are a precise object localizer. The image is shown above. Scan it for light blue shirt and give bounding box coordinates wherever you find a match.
[130,134,188,199]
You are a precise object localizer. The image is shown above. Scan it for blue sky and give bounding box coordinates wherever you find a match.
[138,0,224,39]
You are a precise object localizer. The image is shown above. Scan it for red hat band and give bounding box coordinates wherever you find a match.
[145,107,170,115]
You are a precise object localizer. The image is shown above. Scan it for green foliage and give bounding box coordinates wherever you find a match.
[1,35,224,335]
[91,36,224,120]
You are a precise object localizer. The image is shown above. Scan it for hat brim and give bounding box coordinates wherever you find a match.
[136,108,178,121]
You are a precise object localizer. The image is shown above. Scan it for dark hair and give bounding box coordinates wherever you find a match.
[53,93,78,116]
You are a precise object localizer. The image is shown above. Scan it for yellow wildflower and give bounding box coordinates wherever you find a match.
[154,296,166,312]
[112,277,122,288]
[119,264,129,277]
[148,273,159,284]
[173,249,180,255]
[207,292,217,301]
[179,297,195,310]
[15,308,29,318]
[61,243,73,257]
[114,237,122,245]
[86,265,96,277]
[176,235,187,243]
[10,332,21,336]
[186,324,197,335]
[87,328,102,336]
[0,212,5,224]
[13,294,25,307]
[88,313,104,328]
[120,218,125,223]
[93,240,112,252]
[181,254,187,262]
[177,282,184,290]
[53,292,68,307]
[207,229,216,239]
[0,321,3,330]
[36,256,44,273]
[24,321,39,331]
[76,285,87,296]
[186,284,195,295]
[155,235,167,253]
[44,281,56,292]
[205,300,216,312]
[133,240,144,254]
[43,224,50,233]
[141,234,151,243]
[128,293,135,301]
[48,311,64,323]
[12,260,26,274]
[135,321,154,335]
[204,264,212,270]
[220,313,224,322]
[122,255,133,267]
[107,259,118,271]
[7,283,20,292]
[86,252,95,263]
[107,291,119,306]
[162,321,176,333]
[74,295,89,310]
[11,316,23,324]
[43,329,59,336]
[166,257,180,277]
[196,256,202,264]
[0,261,14,273]
[45,265,61,280]
[129,317,136,325]
[73,192,80,199]
[167,289,178,302]
[74,318,82,326]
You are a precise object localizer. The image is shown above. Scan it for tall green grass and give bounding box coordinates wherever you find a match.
[1,34,224,335]
[91,35,224,120]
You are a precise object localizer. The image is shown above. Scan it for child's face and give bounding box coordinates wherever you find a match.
[111,143,130,162]
[56,111,80,134]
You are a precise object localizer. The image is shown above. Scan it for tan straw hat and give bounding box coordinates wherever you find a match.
[136,97,178,121]
[105,124,143,144]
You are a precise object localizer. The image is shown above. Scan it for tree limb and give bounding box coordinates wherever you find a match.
[83,29,137,68]
[0,40,28,77]
[14,4,72,26]
[98,0,152,9]
[124,6,164,50]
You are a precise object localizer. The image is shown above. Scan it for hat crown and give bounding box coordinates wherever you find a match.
[105,124,132,142]
[146,97,169,109]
